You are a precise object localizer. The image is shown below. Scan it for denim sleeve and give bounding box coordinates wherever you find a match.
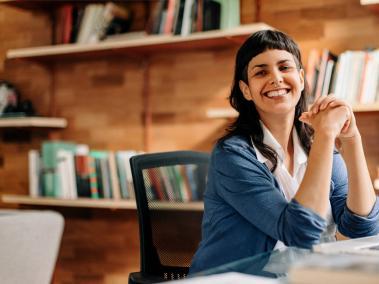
[331,152,379,237]
[213,143,326,248]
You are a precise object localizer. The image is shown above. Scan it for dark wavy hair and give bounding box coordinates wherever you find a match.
[220,29,313,172]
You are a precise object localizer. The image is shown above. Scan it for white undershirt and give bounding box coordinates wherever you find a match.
[252,122,336,250]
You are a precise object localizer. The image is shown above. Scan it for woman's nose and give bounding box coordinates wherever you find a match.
[269,71,283,85]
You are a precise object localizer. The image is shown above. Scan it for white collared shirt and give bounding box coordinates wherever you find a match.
[252,122,336,250]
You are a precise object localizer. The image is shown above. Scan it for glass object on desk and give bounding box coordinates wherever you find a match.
[193,247,311,280]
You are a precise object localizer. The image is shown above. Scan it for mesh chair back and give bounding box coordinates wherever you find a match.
[130,151,209,281]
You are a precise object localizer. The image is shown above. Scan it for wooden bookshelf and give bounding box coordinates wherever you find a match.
[0,117,67,128]
[6,23,273,61]
[1,194,204,211]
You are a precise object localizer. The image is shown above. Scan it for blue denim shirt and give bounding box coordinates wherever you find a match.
[189,135,379,273]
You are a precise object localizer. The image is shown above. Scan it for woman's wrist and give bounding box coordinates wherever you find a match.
[335,132,361,154]
[338,130,361,145]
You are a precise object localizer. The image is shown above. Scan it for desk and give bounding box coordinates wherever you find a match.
[193,248,311,281]
[192,247,378,284]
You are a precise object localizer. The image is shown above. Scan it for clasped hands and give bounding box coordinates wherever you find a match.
[299,95,359,142]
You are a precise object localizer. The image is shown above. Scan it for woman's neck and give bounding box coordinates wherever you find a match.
[261,115,294,153]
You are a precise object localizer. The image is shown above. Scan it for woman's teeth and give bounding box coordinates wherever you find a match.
[266,89,288,98]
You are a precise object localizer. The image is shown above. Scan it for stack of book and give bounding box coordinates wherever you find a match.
[147,0,240,36]
[28,141,205,202]
[54,2,132,44]
[306,48,379,104]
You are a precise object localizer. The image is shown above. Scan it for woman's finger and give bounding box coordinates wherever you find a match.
[310,95,334,114]
[320,96,337,110]
[299,112,312,125]
[309,96,326,114]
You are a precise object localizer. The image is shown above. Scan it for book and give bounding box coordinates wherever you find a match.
[56,149,77,199]
[202,0,221,31]
[90,151,112,198]
[214,0,240,30]
[108,152,121,200]
[159,166,175,201]
[288,253,379,284]
[28,149,41,197]
[164,0,177,34]
[88,155,99,199]
[41,141,77,197]
[181,0,195,36]
[149,0,167,34]
[173,0,186,35]
[147,168,165,200]
[74,154,91,198]
[74,144,91,198]
[115,152,129,199]
[313,49,337,99]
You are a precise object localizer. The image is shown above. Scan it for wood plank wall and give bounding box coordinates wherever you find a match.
[0,0,379,283]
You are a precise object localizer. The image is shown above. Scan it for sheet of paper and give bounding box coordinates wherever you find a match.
[160,272,280,284]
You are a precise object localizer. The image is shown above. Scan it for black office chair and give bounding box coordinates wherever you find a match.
[128,151,210,284]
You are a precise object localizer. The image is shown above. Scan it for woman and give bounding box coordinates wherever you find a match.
[189,30,379,273]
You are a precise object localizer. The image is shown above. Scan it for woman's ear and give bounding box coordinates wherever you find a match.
[239,80,253,101]
[299,68,305,91]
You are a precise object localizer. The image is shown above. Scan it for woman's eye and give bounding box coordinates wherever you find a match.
[280,65,292,71]
[254,70,266,77]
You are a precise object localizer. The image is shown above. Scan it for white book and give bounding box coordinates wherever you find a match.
[371,50,379,102]
[28,150,40,197]
[349,51,365,104]
[321,59,335,97]
[77,5,103,43]
[108,152,121,200]
[57,149,77,199]
[57,149,70,199]
[118,150,137,199]
[359,54,377,104]
[333,52,347,99]
[181,0,194,36]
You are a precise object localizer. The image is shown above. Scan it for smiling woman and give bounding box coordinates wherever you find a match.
[239,49,304,119]
[189,30,379,274]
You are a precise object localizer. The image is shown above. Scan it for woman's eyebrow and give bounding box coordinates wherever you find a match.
[277,59,292,64]
[251,59,293,70]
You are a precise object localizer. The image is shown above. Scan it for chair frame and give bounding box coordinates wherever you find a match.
[130,151,209,282]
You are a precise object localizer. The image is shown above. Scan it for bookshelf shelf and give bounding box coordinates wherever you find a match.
[206,103,379,119]
[0,117,67,128]
[6,23,273,61]
[206,108,238,119]
[361,0,379,11]
[1,194,204,211]
[361,0,379,5]
[352,103,379,112]
[0,0,112,9]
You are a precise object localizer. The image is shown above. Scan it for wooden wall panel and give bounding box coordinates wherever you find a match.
[1,0,379,283]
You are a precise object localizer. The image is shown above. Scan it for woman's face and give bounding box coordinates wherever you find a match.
[239,49,304,120]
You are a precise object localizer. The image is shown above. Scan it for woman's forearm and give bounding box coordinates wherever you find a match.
[295,132,335,219]
[339,133,377,216]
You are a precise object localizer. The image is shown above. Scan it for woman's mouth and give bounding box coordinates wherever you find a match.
[264,88,290,98]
